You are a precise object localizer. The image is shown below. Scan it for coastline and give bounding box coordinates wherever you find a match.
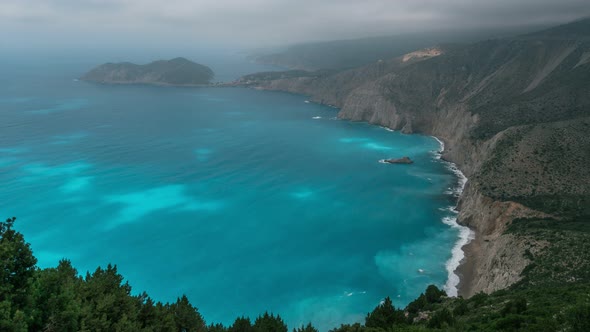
[431,136,475,298]
[253,90,478,298]
[78,79,217,88]
[125,79,480,299]
[260,91,478,298]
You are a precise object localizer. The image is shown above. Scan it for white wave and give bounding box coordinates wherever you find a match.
[431,136,445,160]
[445,162,468,196]
[343,290,367,298]
[380,126,395,132]
[432,135,474,297]
[304,100,310,103]
[441,216,475,297]
[378,159,388,164]
[312,116,322,119]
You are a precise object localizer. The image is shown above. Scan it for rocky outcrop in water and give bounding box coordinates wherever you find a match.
[383,157,413,164]
[237,18,590,297]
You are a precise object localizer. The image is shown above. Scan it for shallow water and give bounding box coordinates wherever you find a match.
[0,56,462,331]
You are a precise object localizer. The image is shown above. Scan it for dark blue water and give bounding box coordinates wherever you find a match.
[0,54,461,331]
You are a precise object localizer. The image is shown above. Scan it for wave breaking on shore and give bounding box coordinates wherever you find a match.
[432,136,475,297]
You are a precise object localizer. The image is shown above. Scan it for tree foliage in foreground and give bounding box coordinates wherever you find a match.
[2,216,590,331]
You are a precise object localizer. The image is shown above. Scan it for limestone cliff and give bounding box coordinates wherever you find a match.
[237,19,590,297]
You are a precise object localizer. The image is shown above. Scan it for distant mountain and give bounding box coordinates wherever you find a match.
[238,18,590,300]
[256,26,550,70]
[522,16,590,39]
[81,57,214,86]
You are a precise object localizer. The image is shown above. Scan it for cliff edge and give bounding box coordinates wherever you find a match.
[237,18,590,297]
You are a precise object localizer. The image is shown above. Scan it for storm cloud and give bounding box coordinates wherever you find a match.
[2,0,590,47]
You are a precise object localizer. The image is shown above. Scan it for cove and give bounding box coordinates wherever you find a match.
[0,60,461,331]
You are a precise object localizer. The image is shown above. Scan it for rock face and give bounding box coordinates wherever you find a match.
[238,19,590,297]
[81,57,214,86]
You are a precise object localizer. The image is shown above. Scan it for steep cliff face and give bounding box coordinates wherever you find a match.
[455,184,551,295]
[239,19,590,297]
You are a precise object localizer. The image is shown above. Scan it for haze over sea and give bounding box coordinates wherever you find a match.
[0,50,463,331]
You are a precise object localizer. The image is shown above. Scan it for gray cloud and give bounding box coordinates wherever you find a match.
[1,0,589,48]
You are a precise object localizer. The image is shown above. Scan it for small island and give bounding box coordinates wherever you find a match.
[382,156,413,164]
[81,57,214,86]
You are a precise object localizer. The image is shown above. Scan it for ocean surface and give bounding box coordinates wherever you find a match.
[0,52,463,331]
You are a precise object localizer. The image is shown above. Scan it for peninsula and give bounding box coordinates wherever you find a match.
[81,57,214,86]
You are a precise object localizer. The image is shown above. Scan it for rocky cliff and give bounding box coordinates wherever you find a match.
[238,19,590,297]
[81,57,214,86]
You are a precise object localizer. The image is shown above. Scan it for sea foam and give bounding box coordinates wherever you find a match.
[432,136,474,297]
[441,216,474,297]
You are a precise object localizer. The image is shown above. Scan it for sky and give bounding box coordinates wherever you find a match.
[1,0,590,49]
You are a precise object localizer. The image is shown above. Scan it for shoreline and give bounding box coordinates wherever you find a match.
[131,81,478,299]
[431,136,475,298]
[258,90,478,298]
[265,91,478,298]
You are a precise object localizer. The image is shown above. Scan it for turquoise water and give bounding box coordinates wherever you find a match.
[0,56,461,330]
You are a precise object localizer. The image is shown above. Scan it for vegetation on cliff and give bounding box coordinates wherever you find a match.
[3,216,589,331]
[239,18,590,237]
[233,18,590,325]
[81,57,214,86]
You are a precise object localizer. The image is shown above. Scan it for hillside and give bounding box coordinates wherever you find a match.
[81,57,214,86]
[236,18,590,300]
[255,26,550,71]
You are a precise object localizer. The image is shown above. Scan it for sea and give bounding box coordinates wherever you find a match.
[0,49,468,331]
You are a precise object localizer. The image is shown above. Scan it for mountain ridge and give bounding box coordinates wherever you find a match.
[255,25,554,71]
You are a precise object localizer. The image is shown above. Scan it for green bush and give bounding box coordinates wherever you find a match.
[494,314,525,331]
[566,305,590,332]
[452,298,468,316]
[426,308,455,329]
[424,286,445,304]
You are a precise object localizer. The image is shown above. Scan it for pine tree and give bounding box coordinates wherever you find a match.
[253,312,288,332]
[424,285,446,304]
[365,297,405,329]
[229,316,254,332]
[0,217,37,330]
[32,259,81,331]
[172,295,207,332]
[293,322,319,332]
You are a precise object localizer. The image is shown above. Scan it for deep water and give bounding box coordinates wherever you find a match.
[0,53,461,331]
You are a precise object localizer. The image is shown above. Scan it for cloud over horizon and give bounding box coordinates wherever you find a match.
[2,0,590,48]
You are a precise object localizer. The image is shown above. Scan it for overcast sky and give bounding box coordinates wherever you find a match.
[2,0,590,49]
